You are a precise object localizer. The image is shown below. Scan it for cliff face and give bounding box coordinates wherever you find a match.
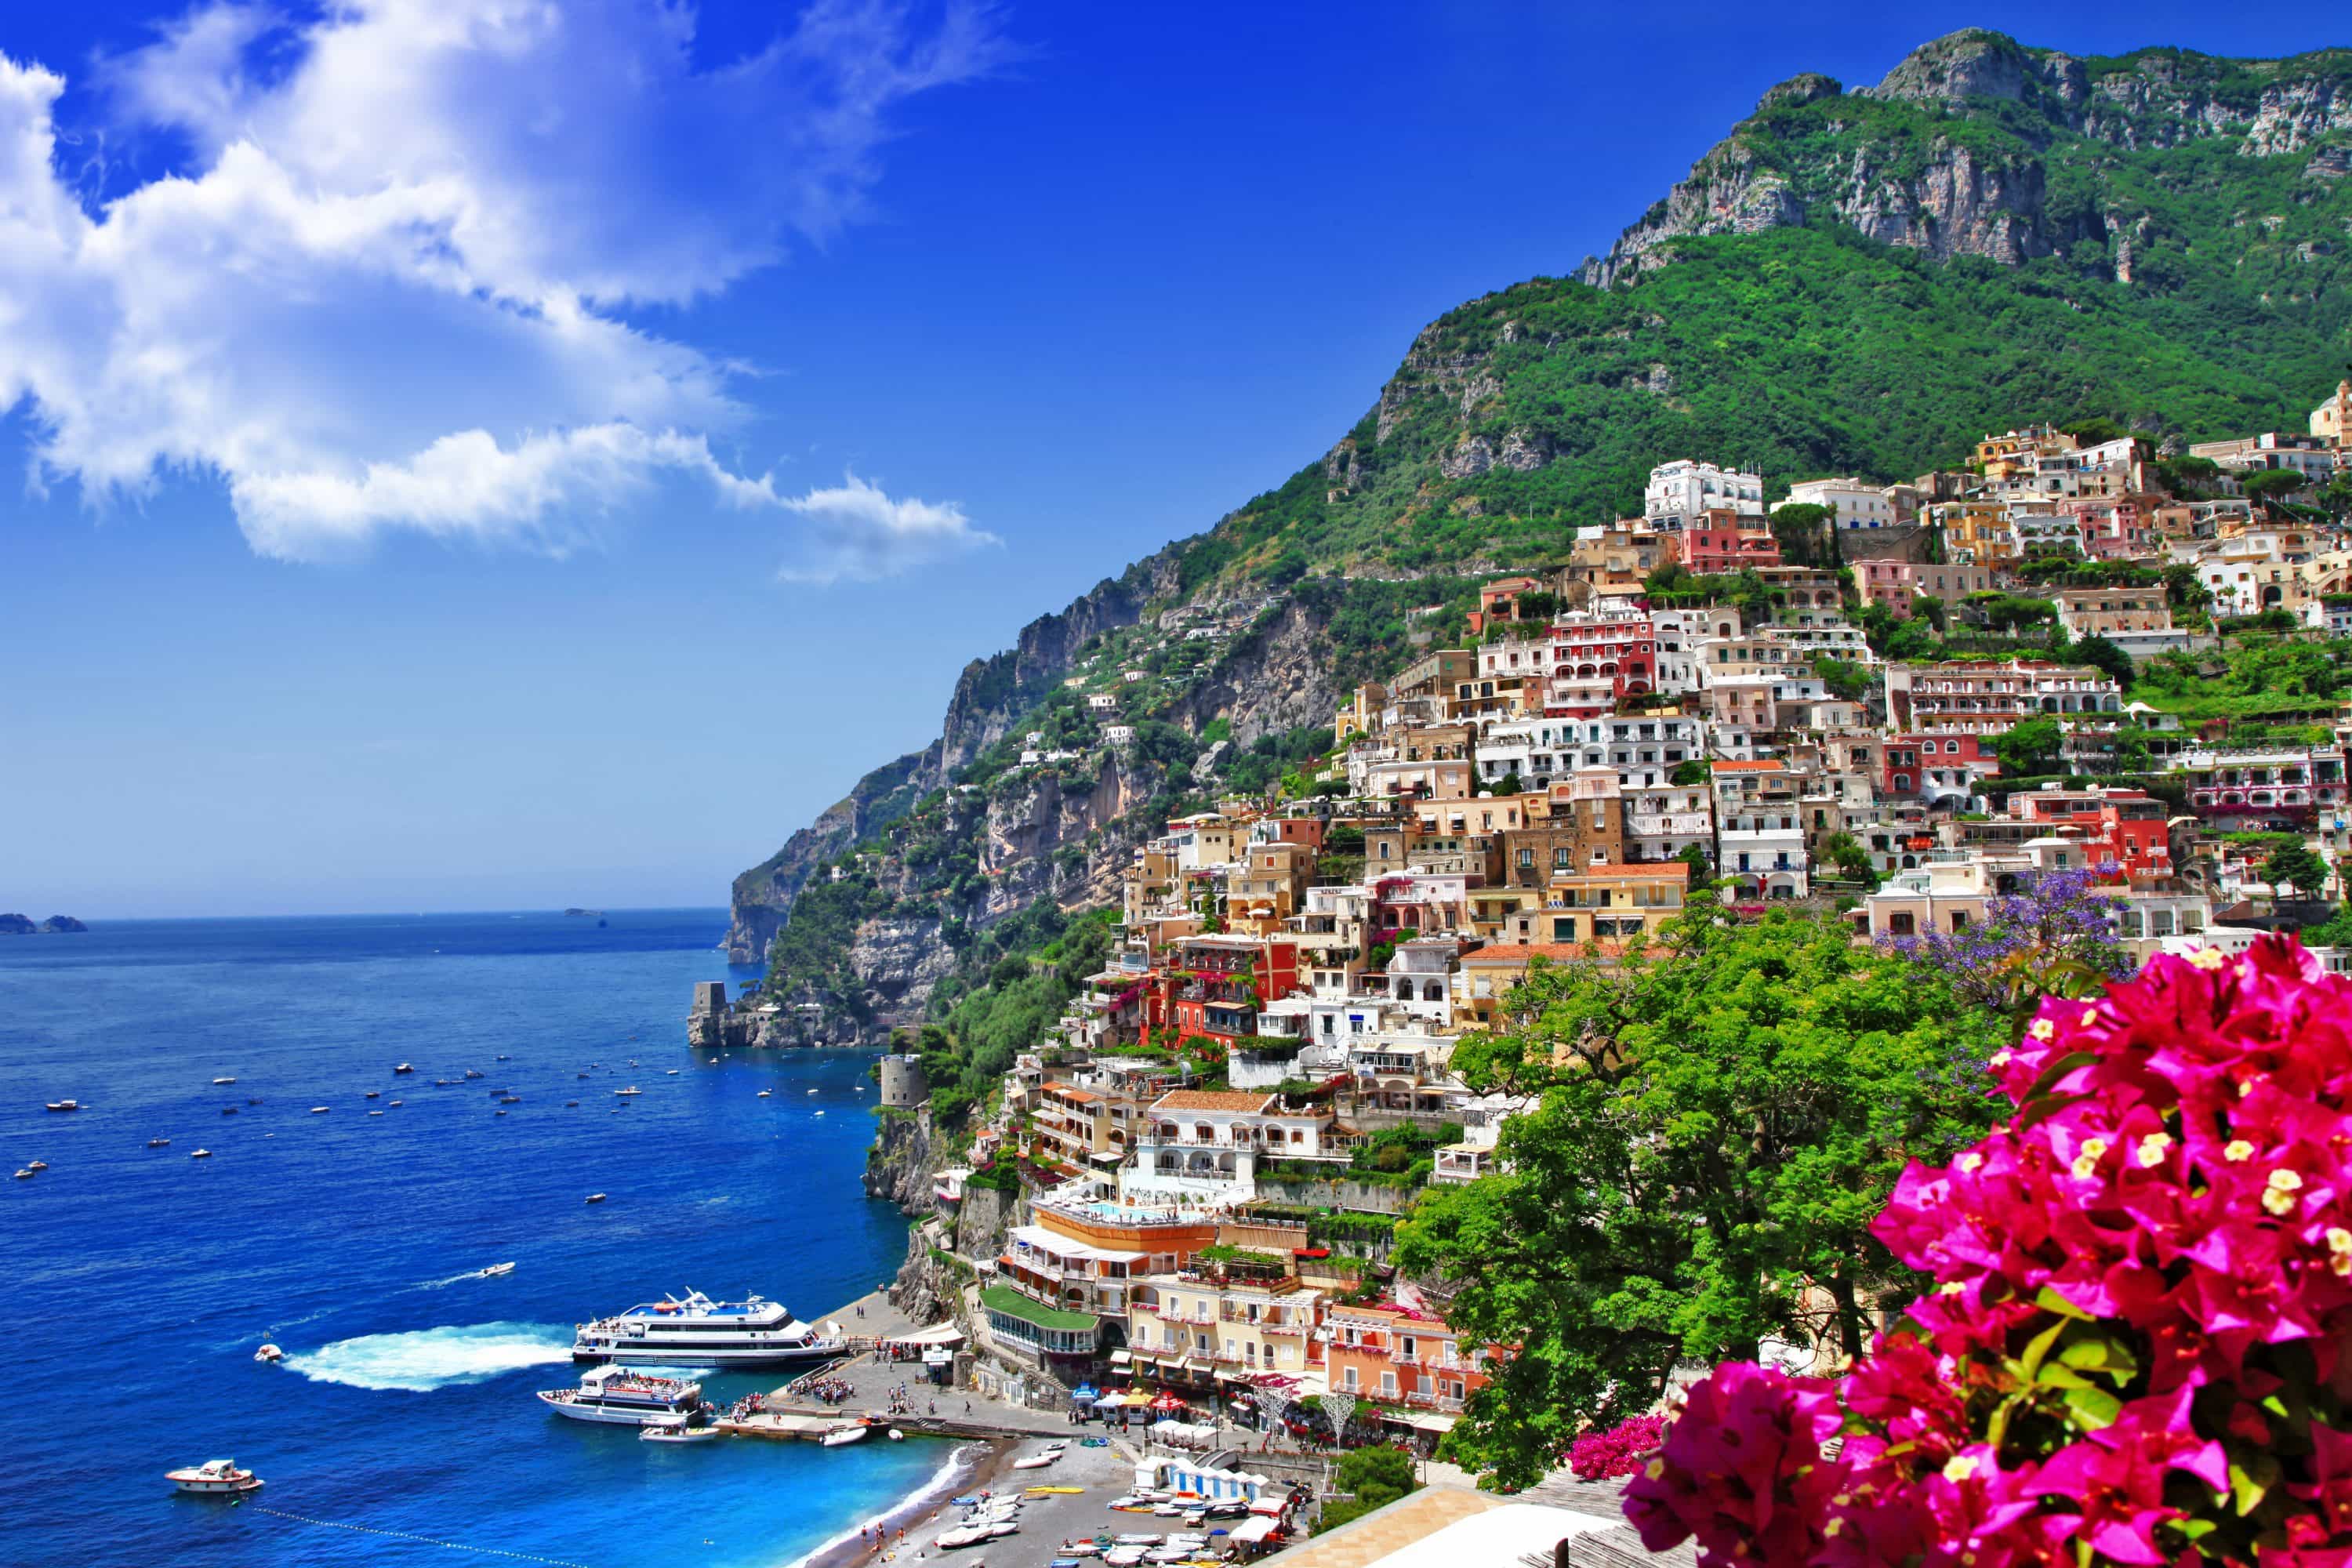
[1581,31,2352,288]
[724,745,936,962]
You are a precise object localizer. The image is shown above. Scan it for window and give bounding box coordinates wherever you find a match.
[1343,1367,1358,1391]
[1381,1371,1399,1396]
[1552,916,1576,942]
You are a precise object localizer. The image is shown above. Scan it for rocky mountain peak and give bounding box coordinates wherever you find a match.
[1752,72,1841,116]
[1867,28,2034,107]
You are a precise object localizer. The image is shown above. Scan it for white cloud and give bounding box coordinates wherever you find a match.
[0,1,1006,575]
[779,469,997,583]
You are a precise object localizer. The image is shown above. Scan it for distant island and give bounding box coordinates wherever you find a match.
[561,908,604,917]
[0,914,86,935]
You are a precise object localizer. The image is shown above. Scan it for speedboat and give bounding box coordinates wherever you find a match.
[168,1459,263,1496]
[191,1149,212,1159]
[44,1100,78,1112]
[481,1262,516,1277]
[539,1367,708,1427]
[11,1169,29,1181]
[666,1069,678,1076]
[821,1423,869,1447]
[148,1138,170,1148]
[394,1063,414,1074]
[640,1421,722,1445]
[572,1289,847,1367]
[221,1105,238,1116]
[614,1087,642,1098]
[389,1100,402,1107]
[247,1096,263,1105]
[26,1160,46,1172]
[310,1106,330,1114]
[255,1344,283,1363]
[365,1091,379,1099]
[585,1193,607,1204]
[463,1070,483,1080]
[212,1077,236,1086]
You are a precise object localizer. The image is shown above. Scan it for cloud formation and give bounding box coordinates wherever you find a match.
[0,0,1003,576]
[781,470,1000,584]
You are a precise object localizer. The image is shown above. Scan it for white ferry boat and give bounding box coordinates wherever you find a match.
[537,1366,709,1426]
[572,1290,845,1368]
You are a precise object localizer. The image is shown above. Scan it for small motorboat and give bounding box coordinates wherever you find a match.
[436,1079,453,1086]
[365,1091,379,1099]
[1013,1452,1060,1470]
[168,1459,263,1496]
[585,1192,607,1204]
[935,1525,993,1549]
[806,1088,818,1095]
[480,1261,515,1277]
[495,1109,508,1117]
[212,1077,236,1086]
[757,1090,772,1098]
[666,1069,679,1076]
[565,1101,579,1107]
[44,1100,78,1112]
[368,1110,384,1116]
[495,1054,510,1062]
[247,1096,263,1105]
[641,1422,723,1445]
[815,1110,826,1117]
[191,1149,212,1159]
[254,1344,283,1363]
[394,1063,414,1074]
[463,1069,483,1080]
[221,1106,238,1116]
[11,1169,31,1181]
[389,1099,403,1107]
[499,1095,521,1105]
[149,1138,171,1148]
[26,1160,47,1172]
[309,1106,330,1114]
[888,1428,905,1441]
[821,1423,869,1447]
[578,1072,590,1079]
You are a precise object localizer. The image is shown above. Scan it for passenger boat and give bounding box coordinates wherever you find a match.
[537,1366,709,1427]
[572,1290,847,1367]
[168,1459,263,1495]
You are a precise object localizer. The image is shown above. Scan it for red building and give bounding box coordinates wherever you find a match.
[1669,509,1783,575]
[1546,611,1656,713]
[2006,786,2173,880]
[1883,733,1991,797]
[1169,935,1300,1047]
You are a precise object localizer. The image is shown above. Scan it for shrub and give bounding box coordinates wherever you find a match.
[1628,938,2352,1568]
[1570,1414,1668,1481]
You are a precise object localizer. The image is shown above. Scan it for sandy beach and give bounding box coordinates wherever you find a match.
[793,1433,1148,1568]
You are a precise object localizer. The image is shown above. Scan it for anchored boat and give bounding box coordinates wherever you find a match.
[572,1289,847,1368]
[168,1459,263,1496]
[538,1366,710,1427]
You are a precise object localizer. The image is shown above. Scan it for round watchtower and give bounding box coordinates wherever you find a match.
[877,1053,927,1109]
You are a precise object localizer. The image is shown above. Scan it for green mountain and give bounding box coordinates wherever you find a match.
[727,30,2352,1073]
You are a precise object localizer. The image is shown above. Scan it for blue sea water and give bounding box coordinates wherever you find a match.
[0,910,946,1568]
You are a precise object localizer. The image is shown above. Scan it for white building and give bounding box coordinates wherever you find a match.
[1781,477,1900,531]
[1645,459,1766,530]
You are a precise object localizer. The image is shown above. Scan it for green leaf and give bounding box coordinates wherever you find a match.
[2230,1454,2281,1517]
[2063,1387,2122,1429]
[2020,1316,2069,1377]
[2034,1285,2093,1321]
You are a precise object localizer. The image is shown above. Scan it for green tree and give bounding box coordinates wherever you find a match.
[1819,831,1878,890]
[2071,633,2136,691]
[1399,911,2005,1488]
[2264,842,2332,900]
[1316,1446,1420,1533]
[2243,468,2313,509]
[1987,715,2063,776]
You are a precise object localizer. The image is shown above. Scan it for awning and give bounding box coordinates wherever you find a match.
[1108,1350,1132,1365]
[1228,1517,1277,1544]
[1247,1497,1288,1516]
[886,1322,967,1347]
[922,1348,954,1365]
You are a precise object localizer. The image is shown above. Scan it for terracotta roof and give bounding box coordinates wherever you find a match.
[1462,943,1586,964]
[1712,760,1781,771]
[1049,1087,1102,1103]
[1150,1090,1276,1113]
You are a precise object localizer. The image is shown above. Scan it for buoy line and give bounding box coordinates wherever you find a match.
[252,1505,597,1567]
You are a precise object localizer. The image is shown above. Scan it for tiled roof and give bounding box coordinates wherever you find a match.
[1151,1090,1276,1113]
[1462,943,1587,964]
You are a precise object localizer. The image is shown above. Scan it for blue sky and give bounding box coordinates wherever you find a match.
[2,2,2339,918]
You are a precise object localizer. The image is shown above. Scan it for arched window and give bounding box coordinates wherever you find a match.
[1422,981,1443,1002]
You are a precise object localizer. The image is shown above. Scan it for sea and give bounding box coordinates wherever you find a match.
[1,909,952,1568]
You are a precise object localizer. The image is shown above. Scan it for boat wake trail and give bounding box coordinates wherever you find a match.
[285,1322,574,1392]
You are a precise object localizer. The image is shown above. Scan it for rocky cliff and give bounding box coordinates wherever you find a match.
[1581,31,2352,288]
[724,746,936,962]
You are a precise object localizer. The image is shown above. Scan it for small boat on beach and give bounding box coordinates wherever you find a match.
[935,1525,993,1549]
[167,1459,263,1496]
[1013,1452,1061,1470]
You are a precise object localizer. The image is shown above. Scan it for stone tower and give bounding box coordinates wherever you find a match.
[878,1053,927,1109]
